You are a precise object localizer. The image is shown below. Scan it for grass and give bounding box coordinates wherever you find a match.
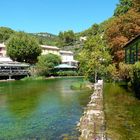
[21,76,45,81]
[104,83,140,140]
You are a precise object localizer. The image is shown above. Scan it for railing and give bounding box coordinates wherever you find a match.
[0,70,29,76]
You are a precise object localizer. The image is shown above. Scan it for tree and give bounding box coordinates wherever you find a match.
[80,23,100,37]
[6,32,41,64]
[133,0,140,12]
[0,27,14,43]
[114,0,140,16]
[36,53,61,76]
[114,0,133,16]
[58,30,76,46]
[78,35,111,82]
[105,9,140,63]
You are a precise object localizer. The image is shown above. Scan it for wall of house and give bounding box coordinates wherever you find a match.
[0,44,6,57]
[60,53,73,62]
[41,49,60,55]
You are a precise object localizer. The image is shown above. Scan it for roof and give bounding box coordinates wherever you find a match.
[0,57,29,67]
[0,57,13,62]
[60,50,73,55]
[54,64,77,69]
[123,34,140,48]
[0,63,29,67]
[41,45,60,50]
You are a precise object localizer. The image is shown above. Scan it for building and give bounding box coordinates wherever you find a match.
[0,43,78,67]
[41,45,60,55]
[124,34,140,64]
[0,44,29,79]
[60,50,78,66]
[0,43,6,57]
[0,44,61,57]
[79,36,87,42]
[0,57,29,79]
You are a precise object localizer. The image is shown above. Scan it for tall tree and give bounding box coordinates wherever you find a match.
[36,53,61,76]
[6,32,41,64]
[105,9,140,63]
[78,35,111,82]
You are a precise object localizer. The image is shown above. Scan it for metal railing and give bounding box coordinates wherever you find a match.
[0,70,29,76]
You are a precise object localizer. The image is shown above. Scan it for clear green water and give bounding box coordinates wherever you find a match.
[104,83,140,140]
[0,78,91,140]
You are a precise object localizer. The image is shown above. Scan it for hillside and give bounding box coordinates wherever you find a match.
[29,32,59,46]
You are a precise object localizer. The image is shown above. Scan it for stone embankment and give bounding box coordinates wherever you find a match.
[77,80,106,140]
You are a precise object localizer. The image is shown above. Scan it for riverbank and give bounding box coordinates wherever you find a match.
[0,76,84,82]
[21,75,84,80]
[77,80,106,140]
[0,79,15,82]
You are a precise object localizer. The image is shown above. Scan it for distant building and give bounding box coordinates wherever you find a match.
[124,34,140,64]
[60,50,78,67]
[0,43,78,67]
[0,43,6,57]
[79,36,87,42]
[0,57,29,79]
[41,45,60,55]
[40,45,78,67]
[0,43,29,79]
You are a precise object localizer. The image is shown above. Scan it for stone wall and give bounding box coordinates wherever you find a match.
[77,80,106,140]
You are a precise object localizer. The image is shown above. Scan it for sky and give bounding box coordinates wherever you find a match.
[0,0,119,35]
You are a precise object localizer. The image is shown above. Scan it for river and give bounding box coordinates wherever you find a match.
[0,78,91,140]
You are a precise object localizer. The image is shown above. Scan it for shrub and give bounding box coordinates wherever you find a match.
[118,62,133,82]
[21,76,45,81]
[131,62,140,98]
[106,64,119,82]
[36,53,61,76]
[56,71,78,76]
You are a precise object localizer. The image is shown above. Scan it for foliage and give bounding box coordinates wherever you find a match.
[6,32,41,64]
[114,0,133,16]
[0,27,14,43]
[106,64,119,82]
[36,53,61,76]
[58,30,76,47]
[56,70,78,76]
[105,9,140,64]
[133,0,140,12]
[78,35,111,82]
[118,62,133,82]
[131,62,140,98]
[80,23,100,37]
[32,33,59,46]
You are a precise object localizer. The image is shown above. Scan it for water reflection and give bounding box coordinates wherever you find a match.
[0,78,91,140]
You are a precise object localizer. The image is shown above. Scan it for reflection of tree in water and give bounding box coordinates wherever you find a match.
[77,89,92,107]
[6,81,48,118]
